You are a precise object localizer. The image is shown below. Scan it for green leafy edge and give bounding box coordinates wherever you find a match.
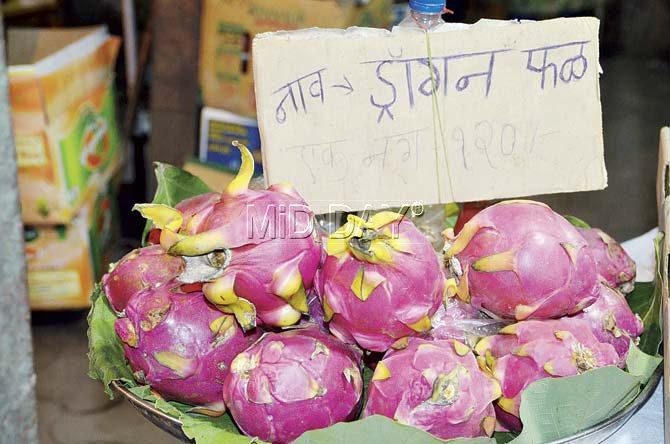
[564,214,591,229]
[295,415,494,444]
[626,342,663,383]
[87,284,134,397]
[626,232,664,355]
[445,203,460,230]
[510,367,643,444]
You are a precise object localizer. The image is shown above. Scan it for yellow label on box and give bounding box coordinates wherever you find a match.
[28,270,81,303]
[16,134,47,167]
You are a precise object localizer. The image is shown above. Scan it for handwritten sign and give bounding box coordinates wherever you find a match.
[253,18,607,213]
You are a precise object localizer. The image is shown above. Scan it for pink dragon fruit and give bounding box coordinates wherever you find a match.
[574,283,643,365]
[115,284,261,415]
[134,142,321,331]
[444,200,600,320]
[318,212,444,352]
[363,338,501,440]
[578,227,636,293]
[475,318,619,431]
[223,326,363,443]
[102,245,183,312]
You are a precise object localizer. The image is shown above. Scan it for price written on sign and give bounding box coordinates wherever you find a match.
[253,18,606,214]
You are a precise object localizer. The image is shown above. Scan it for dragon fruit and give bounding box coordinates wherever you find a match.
[475,318,619,431]
[363,338,501,440]
[223,326,363,443]
[444,200,600,320]
[102,245,183,312]
[115,284,261,415]
[318,212,444,352]
[574,283,643,365]
[578,227,636,293]
[134,142,321,330]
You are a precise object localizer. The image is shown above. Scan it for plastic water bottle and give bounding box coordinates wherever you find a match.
[398,0,446,30]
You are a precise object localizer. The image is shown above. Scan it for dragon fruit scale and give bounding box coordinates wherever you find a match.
[223,326,363,443]
[474,318,619,431]
[318,212,444,352]
[103,245,183,313]
[574,283,643,366]
[115,284,261,415]
[363,338,501,440]
[578,227,636,293]
[134,142,321,331]
[444,200,600,320]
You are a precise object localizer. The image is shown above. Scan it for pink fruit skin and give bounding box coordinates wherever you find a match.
[427,298,485,343]
[223,326,363,443]
[175,192,221,235]
[201,184,315,249]
[306,291,327,331]
[578,227,636,291]
[319,218,444,352]
[447,201,600,320]
[363,338,500,440]
[574,283,644,366]
[102,245,183,313]
[219,232,321,326]
[115,285,261,412]
[476,318,619,431]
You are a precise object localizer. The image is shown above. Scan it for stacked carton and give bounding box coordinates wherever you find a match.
[24,183,118,310]
[8,26,121,309]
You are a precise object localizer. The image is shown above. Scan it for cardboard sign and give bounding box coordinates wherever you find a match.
[253,18,607,213]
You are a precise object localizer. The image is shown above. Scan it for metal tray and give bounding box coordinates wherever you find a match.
[111,366,662,444]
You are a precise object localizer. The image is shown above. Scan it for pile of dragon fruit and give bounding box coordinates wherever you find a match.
[102,143,642,443]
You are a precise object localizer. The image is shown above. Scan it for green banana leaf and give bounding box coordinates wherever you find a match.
[626,233,664,356]
[88,164,663,444]
[510,367,643,444]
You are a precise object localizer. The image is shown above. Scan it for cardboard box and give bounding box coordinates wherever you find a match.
[199,107,262,175]
[8,26,121,224]
[183,158,236,192]
[199,0,394,117]
[24,183,117,310]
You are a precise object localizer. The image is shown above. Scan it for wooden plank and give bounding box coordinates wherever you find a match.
[147,0,200,194]
[659,127,670,227]
[0,13,38,444]
[659,127,670,444]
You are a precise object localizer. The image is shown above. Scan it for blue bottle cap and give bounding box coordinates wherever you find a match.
[409,0,445,14]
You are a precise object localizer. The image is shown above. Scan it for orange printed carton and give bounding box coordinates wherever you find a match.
[199,0,394,117]
[24,183,117,311]
[8,26,121,224]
